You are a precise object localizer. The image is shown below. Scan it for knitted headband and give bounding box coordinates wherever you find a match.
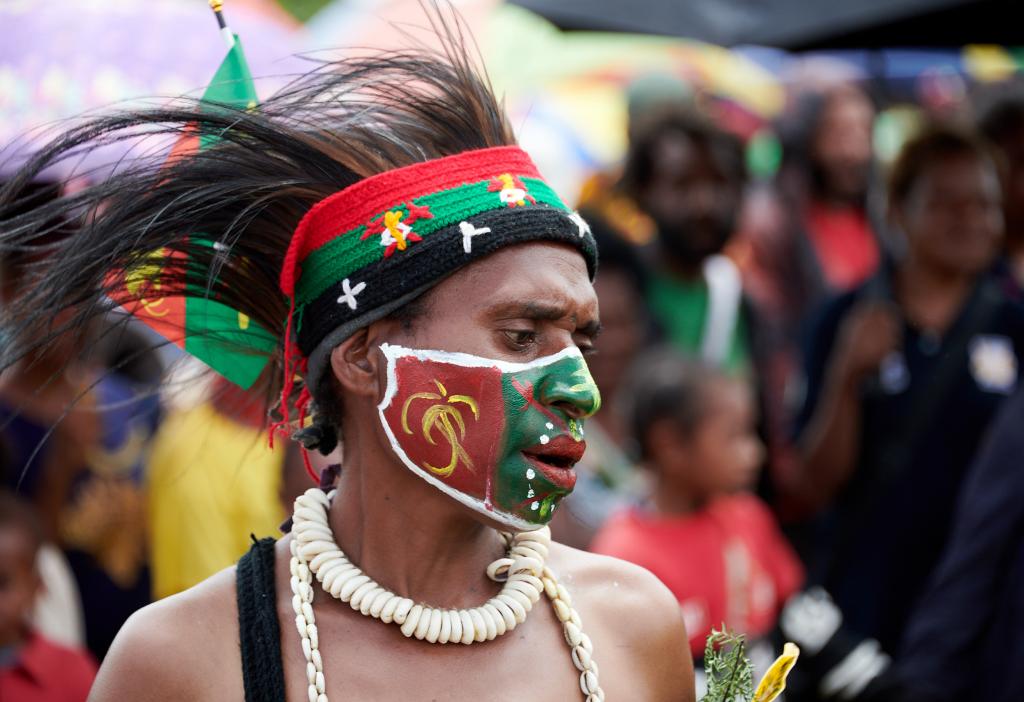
[277,145,598,430]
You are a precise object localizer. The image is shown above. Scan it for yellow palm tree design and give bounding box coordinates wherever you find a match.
[401,380,480,478]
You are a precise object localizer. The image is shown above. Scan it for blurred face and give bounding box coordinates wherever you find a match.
[372,243,602,530]
[0,528,38,647]
[640,132,741,267]
[811,89,875,202]
[586,269,645,402]
[2,263,82,369]
[899,154,1003,277]
[654,377,763,505]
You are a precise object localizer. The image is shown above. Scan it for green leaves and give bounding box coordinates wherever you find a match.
[701,628,755,702]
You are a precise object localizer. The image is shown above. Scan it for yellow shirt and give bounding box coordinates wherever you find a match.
[147,402,284,599]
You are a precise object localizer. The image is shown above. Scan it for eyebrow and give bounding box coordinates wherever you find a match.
[579,319,603,338]
[489,301,602,338]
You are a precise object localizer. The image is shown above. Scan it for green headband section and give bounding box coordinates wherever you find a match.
[295,176,566,307]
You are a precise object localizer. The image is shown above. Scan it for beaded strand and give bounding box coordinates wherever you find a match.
[541,564,605,701]
[288,487,604,701]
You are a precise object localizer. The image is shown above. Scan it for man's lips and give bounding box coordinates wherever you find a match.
[522,436,586,491]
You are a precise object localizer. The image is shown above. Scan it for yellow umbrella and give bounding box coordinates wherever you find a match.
[305,2,783,193]
[482,4,782,184]
[485,5,782,119]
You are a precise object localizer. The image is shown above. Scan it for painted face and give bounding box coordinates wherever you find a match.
[377,343,601,530]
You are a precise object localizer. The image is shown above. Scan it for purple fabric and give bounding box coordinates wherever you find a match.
[0,0,305,178]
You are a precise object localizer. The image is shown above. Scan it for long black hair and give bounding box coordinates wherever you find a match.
[0,20,514,415]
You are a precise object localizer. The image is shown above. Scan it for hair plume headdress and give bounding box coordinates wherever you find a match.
[1,9,599,484]
[0,15,515,419]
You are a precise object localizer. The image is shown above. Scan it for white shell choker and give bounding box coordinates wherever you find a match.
[289,487,605,701]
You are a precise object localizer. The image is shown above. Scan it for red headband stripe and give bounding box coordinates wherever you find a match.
[294,176,564,307]
[282,146,541,295]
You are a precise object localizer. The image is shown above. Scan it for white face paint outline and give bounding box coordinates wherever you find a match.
[376,342,585,531]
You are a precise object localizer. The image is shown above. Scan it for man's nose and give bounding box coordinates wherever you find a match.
[537,359,601,420]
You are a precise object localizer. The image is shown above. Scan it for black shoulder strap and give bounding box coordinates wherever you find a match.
[236,537,287,702]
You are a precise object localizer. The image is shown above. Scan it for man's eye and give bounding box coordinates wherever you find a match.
[503,330,537,348]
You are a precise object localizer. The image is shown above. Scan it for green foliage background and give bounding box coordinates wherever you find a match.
[276,0,332,23]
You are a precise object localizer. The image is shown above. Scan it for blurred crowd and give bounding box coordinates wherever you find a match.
[560,73,1024,701]
[3,27,1024,702]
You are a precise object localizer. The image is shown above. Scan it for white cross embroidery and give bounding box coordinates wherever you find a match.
[569,211,591,238]
[336,278,367,310]
[459,220,492,254]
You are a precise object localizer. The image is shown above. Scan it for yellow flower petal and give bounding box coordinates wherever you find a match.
[753,642,800,702]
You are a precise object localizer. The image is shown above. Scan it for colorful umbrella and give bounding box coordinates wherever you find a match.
[306,1,783,198]
[0,0,304,176]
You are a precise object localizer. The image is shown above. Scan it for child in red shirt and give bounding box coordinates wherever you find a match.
[592,350,803,658]
[0,491,97,702]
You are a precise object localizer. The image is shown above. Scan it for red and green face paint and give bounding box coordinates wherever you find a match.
[377,344,601,530]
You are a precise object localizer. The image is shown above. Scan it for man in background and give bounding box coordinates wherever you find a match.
[620,108,751,373]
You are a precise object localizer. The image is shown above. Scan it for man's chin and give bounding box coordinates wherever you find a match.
[492,490,569,531]
[468,502,558,533]
[435,486,563,532]
[660,236,730,268]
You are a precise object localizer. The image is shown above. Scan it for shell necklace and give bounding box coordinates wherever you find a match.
[289,487,605,701]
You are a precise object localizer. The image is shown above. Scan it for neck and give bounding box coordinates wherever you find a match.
[660,254,704,281]
[650,474,706,516]
[325,417,507,609]
[0,624,27,652]
[814,191,862,210]
[896,256,975,333]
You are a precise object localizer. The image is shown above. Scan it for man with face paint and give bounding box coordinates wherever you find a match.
[0,34,693,702]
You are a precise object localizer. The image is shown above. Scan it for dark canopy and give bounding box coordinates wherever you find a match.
[509,0,1016,49]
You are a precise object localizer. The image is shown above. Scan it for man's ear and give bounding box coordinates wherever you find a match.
[329,328,380,398]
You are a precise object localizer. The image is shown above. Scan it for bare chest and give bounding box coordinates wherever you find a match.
[277,593,647,701]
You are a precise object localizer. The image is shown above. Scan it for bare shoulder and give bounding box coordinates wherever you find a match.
[550,541,681,630]
[550,542,695,701]
[88,567,242,702]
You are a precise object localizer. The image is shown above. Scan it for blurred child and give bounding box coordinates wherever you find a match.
[549,211,654,549]
[591,349,803,659]
[0,490,96,701]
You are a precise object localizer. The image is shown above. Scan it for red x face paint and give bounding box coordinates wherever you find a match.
[377,343,601,530]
